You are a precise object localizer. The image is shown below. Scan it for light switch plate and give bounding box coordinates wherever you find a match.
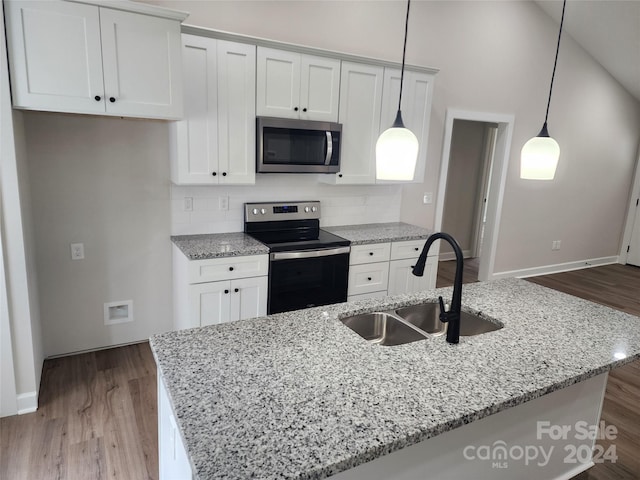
[70,243,84,260]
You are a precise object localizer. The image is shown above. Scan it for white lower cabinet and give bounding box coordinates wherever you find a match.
[346,240,435,299]
[388,257,436,296]
[190,276,268,327]
[158,375,193,480]
[388,239,436,295]
[173,246,268,330]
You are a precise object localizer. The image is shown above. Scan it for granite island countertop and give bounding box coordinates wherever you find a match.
[150,278,640,480]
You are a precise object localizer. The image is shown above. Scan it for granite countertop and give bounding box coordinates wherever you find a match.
[150,278,640,480]
[324,222,433,245]
[171,232,269,260]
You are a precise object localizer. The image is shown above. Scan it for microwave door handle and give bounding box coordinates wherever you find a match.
[324,131,333,165]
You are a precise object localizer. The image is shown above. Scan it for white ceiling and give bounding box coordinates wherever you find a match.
[536,0,640,102]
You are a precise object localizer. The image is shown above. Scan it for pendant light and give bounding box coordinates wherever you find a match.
[376,0,419,181]
[521,0,567,180]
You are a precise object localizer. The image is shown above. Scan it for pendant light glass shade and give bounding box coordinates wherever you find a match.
[521,123,560,180]
[376,111,419,181]
[375,0,418,181]
[520,0,566,181]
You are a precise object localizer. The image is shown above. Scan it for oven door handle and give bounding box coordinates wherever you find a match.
[270,246,350,261]
[324,131,333,165]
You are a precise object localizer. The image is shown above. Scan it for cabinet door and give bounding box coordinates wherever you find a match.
[100,8,183,119]
[230,276,268,322]
[217,41,257,184]
[299,55,340,122]
[388,257,436,296]
[256,47,300,119]
[334,62,383,184]
[158,376,193,480]
[4,0,106,114]
[170,34,218,185]
[379,68,434,183]
[189,281,232,327]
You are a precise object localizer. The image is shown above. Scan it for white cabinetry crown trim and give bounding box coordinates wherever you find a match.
[181,25,439,75]
[67,0,188,21]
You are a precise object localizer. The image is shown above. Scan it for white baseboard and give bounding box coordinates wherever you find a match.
[492,256,619,280]
[16,391,38,414]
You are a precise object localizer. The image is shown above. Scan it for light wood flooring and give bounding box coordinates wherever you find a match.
[2,264,639,479]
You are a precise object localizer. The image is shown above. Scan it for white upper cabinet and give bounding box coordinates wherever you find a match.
[4,0,186,119]
[321,61,383,185]
[379,68,435,183]
[256,47,340,122]
[170,35,256,185]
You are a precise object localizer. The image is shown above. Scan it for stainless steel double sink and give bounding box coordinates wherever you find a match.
[340,303,503,346]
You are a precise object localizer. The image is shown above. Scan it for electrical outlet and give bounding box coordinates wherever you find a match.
[219,196,229,211]
[551,240,562,251]
[423,192,433,205]
[70,243,84,260]
[184,197,193,212]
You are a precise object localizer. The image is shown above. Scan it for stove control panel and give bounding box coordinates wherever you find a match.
[245,201,321,222]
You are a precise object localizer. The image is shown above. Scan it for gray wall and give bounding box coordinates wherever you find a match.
[24,113,173,356]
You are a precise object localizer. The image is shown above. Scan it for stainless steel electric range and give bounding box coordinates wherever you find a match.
[244,201,350,314]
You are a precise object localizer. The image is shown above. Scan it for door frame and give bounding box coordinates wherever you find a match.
[619,145,640,263]
[434,109,514,281]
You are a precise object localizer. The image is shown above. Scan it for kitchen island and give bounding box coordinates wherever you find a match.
[151,278,640,479]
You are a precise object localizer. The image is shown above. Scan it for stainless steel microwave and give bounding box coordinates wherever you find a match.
[256,117,342,174]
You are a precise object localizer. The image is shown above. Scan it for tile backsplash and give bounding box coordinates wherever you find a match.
[171,175,403,235]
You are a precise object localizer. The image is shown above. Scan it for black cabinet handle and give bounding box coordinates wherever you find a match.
[94,95,101,101]
[212,172,217,176]
[367,277,372,281]
[369,252,374,256]
[411,265,415,269]
[302,108,307,112]
[229,267,234,271]
[338,173,343,178]
[294,107,299,112]
[414,247,419,251]
[109,97,116,103]
[224,289,229,294]
[222,172,227,177]
[234,288,239,293]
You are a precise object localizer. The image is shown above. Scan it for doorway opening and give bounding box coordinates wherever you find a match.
[433,109,514,287]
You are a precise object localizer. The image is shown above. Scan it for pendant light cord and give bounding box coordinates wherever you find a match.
[544,0,566,125]
[397,0,411,112]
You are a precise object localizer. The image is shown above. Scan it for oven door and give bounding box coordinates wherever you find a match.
[268,247,349,314]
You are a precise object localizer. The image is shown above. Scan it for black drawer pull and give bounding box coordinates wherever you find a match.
[234,288,239,293]
[109,97,116,103]
[367,277,372,281]
[212,171,217,176]
[224,289,229,294]
[369,252,374,256]
[414,247,419,251]
[94,95,101,101]
[229,267,234,271]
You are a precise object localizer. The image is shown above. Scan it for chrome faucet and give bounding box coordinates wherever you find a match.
[412,232,464,344]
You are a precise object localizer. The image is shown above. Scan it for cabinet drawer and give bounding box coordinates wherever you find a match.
[349,243,391,265]
[348,262,389,296]
[187,255,268,284]
[390,239,427,260]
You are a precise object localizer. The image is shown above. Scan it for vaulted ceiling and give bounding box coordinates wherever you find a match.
[536,0,640,102]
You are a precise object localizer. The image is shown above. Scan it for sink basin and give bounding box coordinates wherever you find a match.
[395,303,503,336]
[340,312,429,346]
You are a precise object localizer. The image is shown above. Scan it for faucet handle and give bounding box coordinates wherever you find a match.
[438,296,451,323]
